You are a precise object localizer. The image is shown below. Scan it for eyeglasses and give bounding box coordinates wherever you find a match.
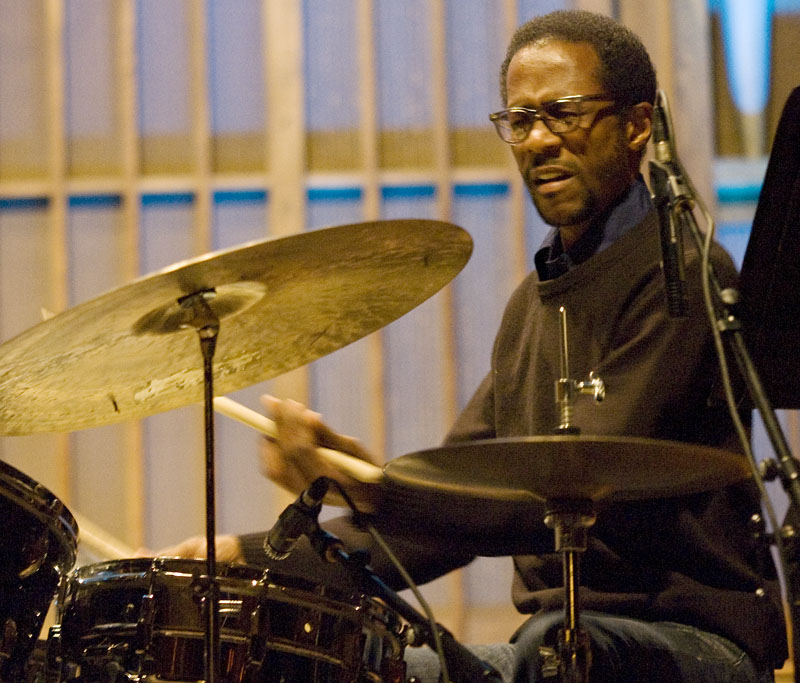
[489,94,618,144]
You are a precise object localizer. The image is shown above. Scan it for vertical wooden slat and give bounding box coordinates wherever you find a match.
[429,0,468,641]
[665,0,716,211]
[44,0,71,499]
[189,0,212,256]
[264,0,305,240]
[357,0,386,459]
[620,0,716,215]
[505,0,528,285]
[789,412,800,458]
[430,0,456,444]
[118,0,145,549]
[575,0,615,15]
[620,1,673,98]
[358,0,380,220]
[263,0,308,511]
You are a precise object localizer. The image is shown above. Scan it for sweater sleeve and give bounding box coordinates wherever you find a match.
[444,371,496,444]
[238,510,475,592]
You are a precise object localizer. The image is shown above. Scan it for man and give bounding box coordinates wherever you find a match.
[168,10,787,682]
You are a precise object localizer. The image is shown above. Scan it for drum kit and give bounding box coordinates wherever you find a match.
[0,219,751,682]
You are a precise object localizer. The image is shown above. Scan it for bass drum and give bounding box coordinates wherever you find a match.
[49,557,406,682]
[0,460,78,682]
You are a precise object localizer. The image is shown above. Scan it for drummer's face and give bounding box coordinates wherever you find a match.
[504,40,646,247]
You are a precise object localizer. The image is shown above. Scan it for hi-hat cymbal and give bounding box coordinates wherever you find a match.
[0,219,472,435]
[378,436,752,555]
[384,436,751,503]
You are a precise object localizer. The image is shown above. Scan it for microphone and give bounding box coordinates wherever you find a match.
[649,89,689,318]
[264,477,329,560]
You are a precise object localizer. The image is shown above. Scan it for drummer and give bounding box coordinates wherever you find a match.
[164,10,787,682]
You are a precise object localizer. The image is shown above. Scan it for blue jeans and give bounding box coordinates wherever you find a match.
[403,611,774,682]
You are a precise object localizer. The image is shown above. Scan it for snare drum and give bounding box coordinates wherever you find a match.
[0,460,78,683]
[50,557,405,682]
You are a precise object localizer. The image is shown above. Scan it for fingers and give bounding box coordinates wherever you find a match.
[148,535,245,564]
[259,394,381,511]
[261,394,376,463]
[152,535,207,559]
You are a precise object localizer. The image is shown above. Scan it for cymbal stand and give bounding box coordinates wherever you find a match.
[555,307,605,435]
[548,308,602,680]
[180,290,221,683]
[542,501,596,683]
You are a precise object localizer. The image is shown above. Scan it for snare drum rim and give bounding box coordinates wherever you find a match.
[70,556,268,584]
[0,459,78,570]
[66,557,402,633]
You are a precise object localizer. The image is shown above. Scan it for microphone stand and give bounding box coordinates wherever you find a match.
[659,168,800,680]
[304,526,503,683]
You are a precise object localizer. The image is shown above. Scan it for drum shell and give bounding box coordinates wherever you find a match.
[0,461,77,683]
[51,557,405,682]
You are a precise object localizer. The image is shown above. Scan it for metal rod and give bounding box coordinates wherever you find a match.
[200,331,220,683]
[181,291,220,683]
[559,306,569,379]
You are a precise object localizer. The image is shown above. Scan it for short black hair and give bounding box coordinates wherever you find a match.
[500,10,657,108]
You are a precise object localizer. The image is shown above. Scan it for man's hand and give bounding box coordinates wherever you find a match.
[259,395,381,512]
[145,534,246,564]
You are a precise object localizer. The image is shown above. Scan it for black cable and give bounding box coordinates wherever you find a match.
[326,478,454,683]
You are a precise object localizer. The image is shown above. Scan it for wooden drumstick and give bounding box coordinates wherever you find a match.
[212,396,384,484]
[72,509,136,559]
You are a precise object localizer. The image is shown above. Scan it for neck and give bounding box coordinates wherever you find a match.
[558,222,591,251]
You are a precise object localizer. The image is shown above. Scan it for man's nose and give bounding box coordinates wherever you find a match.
[517,117,562,152]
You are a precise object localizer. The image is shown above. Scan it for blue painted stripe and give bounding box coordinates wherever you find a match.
[716,184,762,203]
[454,182,508,197]
[69,194,122,208]
[0,197,49,210]
[307,187,362,202]
[141,192,195,206]
[381,185,436,199]
[213,189,268,203]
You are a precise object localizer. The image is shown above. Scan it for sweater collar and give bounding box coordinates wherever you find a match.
[534,176,653,281]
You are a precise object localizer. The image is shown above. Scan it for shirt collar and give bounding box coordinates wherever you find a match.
[534,176,653,281]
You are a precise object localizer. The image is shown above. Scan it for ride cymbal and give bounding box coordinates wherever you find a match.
[0,219,471,435]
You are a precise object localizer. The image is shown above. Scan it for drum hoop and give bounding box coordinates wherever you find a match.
[72,557,267,585]
[68,558,398,630]
[0,459,78,569]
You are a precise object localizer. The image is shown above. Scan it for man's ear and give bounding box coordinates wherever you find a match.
[626,101,653,154]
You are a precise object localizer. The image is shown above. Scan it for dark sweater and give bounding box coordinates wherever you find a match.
[241,209,787,668]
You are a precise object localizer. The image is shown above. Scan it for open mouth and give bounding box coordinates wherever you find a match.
[533,168,575,192]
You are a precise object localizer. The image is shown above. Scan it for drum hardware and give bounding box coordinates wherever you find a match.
[180,288,223,683]
[51,558,407,682]
[549,306,603,679]
[541,501,596,682]
[298,511,503,683]
[554,306,604,435]
[134,589,157,671]
[383,437,752,683]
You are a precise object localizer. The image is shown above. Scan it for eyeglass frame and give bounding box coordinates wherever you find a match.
[489,94,622,144]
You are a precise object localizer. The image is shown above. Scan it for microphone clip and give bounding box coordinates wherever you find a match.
[263,477,329,561]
